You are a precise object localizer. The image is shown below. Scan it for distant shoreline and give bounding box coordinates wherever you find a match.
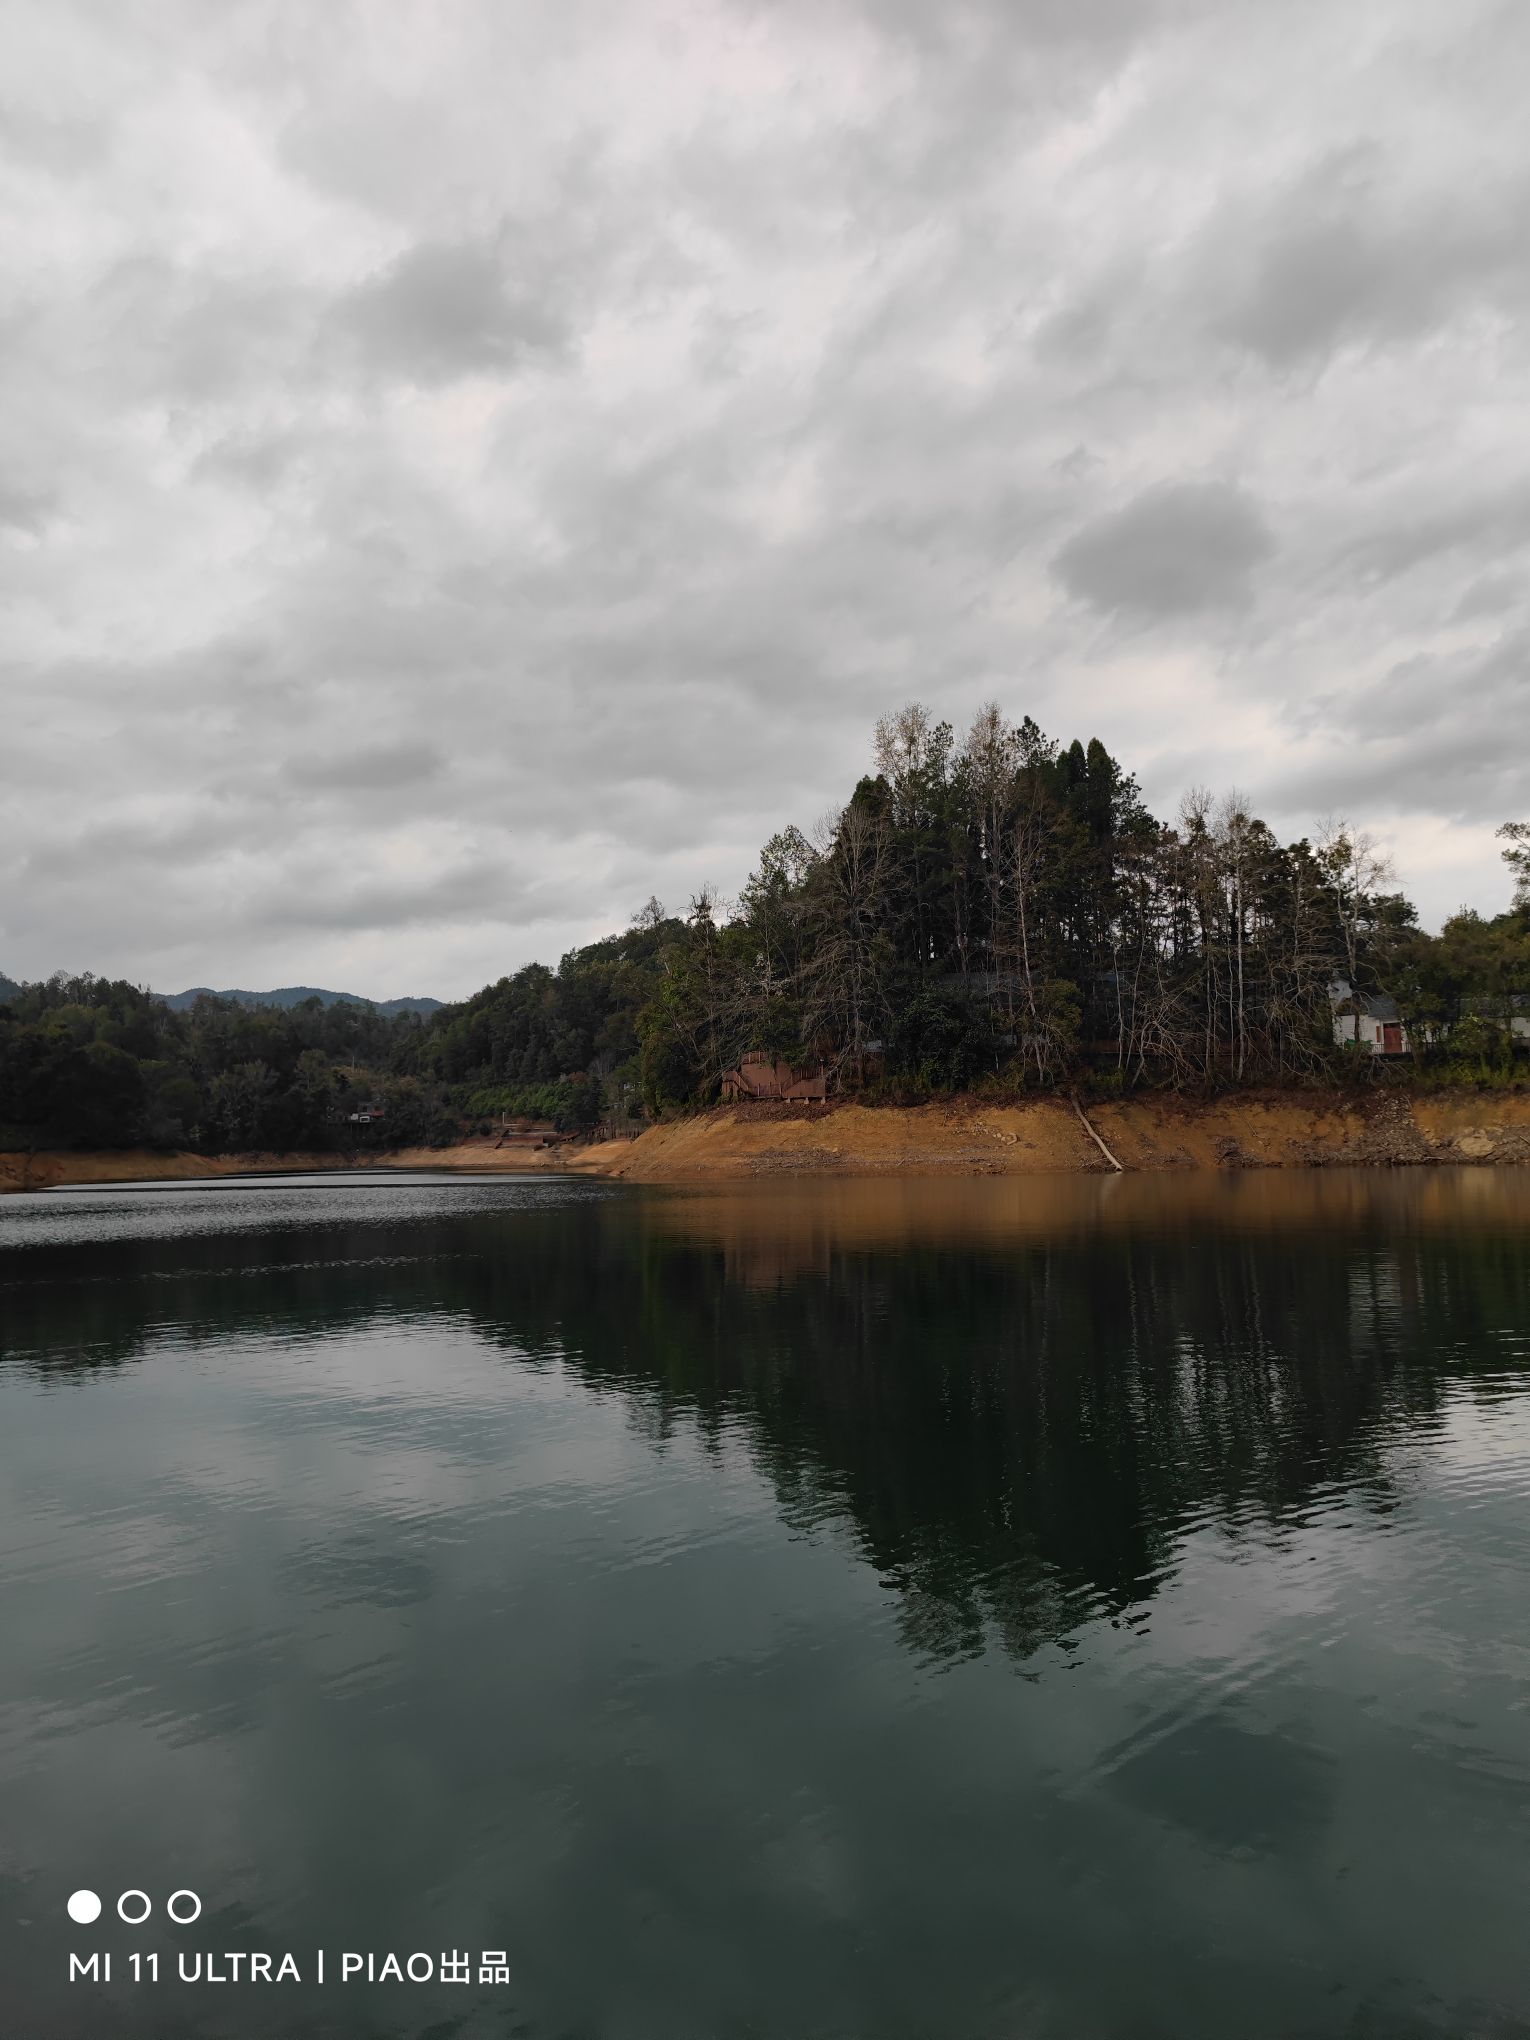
[6,1089,1530,1193]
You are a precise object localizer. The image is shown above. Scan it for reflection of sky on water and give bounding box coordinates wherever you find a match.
[0,1170,616,1253]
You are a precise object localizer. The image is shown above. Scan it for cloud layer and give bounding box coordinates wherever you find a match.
[3,0,1527,995]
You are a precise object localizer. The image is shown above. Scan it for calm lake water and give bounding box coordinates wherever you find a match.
[2,1168,1529,2040]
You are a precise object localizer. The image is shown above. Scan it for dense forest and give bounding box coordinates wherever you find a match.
[3,704,1528,1152]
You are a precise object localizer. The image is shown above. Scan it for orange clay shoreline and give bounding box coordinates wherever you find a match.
[5,1090,1530,1193]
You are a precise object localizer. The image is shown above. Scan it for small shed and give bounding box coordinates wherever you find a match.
[721,1050,828,1102]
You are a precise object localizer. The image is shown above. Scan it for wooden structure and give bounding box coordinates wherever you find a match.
[721,1050,829,1103]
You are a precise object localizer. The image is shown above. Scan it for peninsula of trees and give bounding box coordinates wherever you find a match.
[3,705,1528,1155]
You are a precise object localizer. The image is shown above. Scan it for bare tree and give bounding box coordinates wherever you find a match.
[994,776,1077,1085]
[1217,792,1253,1081]
[801,802,891,1085]
[1498,822,1530,910]
[873,702,938,786]
[960,701,1018,976]
[1316,817,1395,990]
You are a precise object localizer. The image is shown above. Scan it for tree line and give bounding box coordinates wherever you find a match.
[3,704,1527,1150]
[631,704,1529,1105]
[0,980,442,1153]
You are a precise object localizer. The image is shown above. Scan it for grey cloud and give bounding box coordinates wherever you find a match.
[1452,573,1523,624]
[1029,291,1132,376]
[22,813,242,884]
[1272,629,1530,821]
[0,97,112,176]
[1052,482,1276,620]
[1052,446,1104,483]
[252,859,539,934]
[1212,153,1529,368]
[333,237,570,383]
[287,742,446,793]
[4,0,1530,989]
[84,256,319,406]
[1339,483,1530,586]
[810,0,1170,54]
[0,480,54,533]
[191,428,314,492]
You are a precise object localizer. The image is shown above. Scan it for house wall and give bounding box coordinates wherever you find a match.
[1332,1013,1410,1055]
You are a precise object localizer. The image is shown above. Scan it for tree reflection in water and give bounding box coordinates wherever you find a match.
[4,1169,1528,1669]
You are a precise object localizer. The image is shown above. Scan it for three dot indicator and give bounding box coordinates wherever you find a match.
[65,1888,201,1924]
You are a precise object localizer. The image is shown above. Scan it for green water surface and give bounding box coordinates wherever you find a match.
[1,1168,1528,2039]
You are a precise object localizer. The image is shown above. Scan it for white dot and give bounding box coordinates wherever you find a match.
[67,1890,101,1925]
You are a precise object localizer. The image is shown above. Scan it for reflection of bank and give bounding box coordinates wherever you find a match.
[6,1172,1527,1670]
[636,1168,1530,1275]
[616,1172,1530,1654]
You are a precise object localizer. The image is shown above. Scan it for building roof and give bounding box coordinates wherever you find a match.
[1330,979,1403,1022]
[1463,993,1530,1014]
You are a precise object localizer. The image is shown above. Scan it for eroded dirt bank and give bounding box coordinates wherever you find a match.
[5,1090,1530,1193]
[579,1091,1530,1180]
[0,1148,374,1194]
[0,1141,585,1194]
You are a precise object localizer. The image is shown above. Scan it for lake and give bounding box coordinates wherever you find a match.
[2,1167,1529,2039]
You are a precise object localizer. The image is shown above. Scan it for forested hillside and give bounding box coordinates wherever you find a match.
[624,704,1529,1104]
[394,911,679,1132]
[4,704,1527,1153]
[0,984,439,1153]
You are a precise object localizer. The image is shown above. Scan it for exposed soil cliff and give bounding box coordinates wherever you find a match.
[5,1090,1529,1194]
[574,1091,1530,1181]
[0,1148,369,1194]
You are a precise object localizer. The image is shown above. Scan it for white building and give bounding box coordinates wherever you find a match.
[1330,979,1410,1056]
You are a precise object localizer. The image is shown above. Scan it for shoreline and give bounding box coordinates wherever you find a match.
[5,1089,1530,1193]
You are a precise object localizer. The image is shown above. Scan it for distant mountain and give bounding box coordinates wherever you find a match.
[0,974,441,1017]
[161,986,443,1018]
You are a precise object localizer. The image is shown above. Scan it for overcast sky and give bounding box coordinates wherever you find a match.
[4,0,1527,999]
